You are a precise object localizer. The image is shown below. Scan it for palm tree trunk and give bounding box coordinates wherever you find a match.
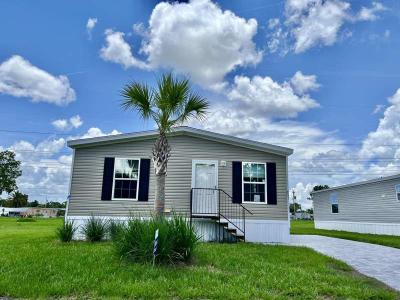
[152,131,170,216]
[154,173,166,216]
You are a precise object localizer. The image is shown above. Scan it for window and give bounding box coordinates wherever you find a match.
[396,184,400,201]
[112,158,140,200]
[242,162,266,203]
[330,193,339,214]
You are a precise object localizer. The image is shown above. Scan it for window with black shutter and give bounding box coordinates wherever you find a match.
[112,158,140,200]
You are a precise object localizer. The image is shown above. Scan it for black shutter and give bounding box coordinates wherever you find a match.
[267,162,277,205]
[101,157,115,201]
[138,159,151,201]
[232,161,242,203]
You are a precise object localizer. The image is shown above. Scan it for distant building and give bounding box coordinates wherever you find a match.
[0,207,29,217]
[294,211,313,220]
[312,174,400,236]
[0,207,62,218]
[23,208,60,218]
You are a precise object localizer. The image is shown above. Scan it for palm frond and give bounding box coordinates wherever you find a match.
[121,74,209,132]
[154,73,190,115]
[174,94,209,125]
[120,82,154,120]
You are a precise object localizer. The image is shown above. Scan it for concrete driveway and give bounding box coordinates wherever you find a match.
[290,235,400,291]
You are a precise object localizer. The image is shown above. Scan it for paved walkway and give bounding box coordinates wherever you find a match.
[290,235,400,291]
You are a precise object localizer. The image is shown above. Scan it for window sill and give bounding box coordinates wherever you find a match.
[242,201,268,205]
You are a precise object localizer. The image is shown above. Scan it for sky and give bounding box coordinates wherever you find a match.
[1,0,400,208]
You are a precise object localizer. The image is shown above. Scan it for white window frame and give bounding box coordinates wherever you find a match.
[330,193,339,214]
[395,184,400,201]
[111,157,141,201]
[242,162,267,204]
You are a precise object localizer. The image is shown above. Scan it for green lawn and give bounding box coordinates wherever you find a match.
[0,218,398,299]
[291,220,400,249]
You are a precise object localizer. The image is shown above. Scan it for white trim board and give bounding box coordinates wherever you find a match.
[315,220,400,236]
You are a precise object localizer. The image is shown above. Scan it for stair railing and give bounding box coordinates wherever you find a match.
[190,188,253,242]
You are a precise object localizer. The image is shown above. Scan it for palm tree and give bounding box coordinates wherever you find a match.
[121,73,209,216]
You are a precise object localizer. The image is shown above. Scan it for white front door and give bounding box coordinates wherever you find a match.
[192,160,218,216]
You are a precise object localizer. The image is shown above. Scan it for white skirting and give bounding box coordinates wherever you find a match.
[66,216,290,243]
[315,220,400,236]
[245,219,290,243]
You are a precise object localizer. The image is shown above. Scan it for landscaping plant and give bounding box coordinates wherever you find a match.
[56,220,76,242]
[114,214,199,264]
[81,216,108,242]
[108,220,126,241]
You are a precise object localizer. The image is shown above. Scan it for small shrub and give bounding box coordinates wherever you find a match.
[108,220,125,241]
[17,218,36,222]
[56,220,76,242]
[82,216,108,242]
[114,214,199,265]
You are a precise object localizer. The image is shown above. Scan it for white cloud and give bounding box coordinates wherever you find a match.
[52,119,69,131]
[356,2,386,21]
[268,18,280,29]
[86,17,98,38]
[360,89,400,161]
[286,0,351,53]
[72,127,121,139]
[2,127,120,202]
[290,71,320,94]
[100,29,148,69]
[0,55,76,105]
[227,74,319,118]
[373,104,385,114]
[69,115,83,128]
[268,1,387,54]
[52,115,83,131]
[291,182,315,209]
[266,18,290,55]
[142,0,261,89]
[100,0,261,89]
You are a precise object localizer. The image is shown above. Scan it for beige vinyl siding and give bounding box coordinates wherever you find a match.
[313,178,400,223]
[68,135,288,220]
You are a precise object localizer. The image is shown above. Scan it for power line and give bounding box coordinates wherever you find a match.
[0,129,71,136]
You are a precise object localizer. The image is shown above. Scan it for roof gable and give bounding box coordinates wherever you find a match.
[67,126,293,156]
[311,173,400,195]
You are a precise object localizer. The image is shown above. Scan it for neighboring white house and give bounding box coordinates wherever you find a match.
[0,207,62,217]
[66,126,293,243]
[312,174,400,236]
[0,207,29,217]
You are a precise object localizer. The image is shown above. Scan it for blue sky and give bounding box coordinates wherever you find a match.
[1,0,399,207]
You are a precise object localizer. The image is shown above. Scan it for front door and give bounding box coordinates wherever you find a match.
[192,160,218,216]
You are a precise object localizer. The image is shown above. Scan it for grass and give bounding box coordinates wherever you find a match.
[0,217,398,299]
[291,220,400,249]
